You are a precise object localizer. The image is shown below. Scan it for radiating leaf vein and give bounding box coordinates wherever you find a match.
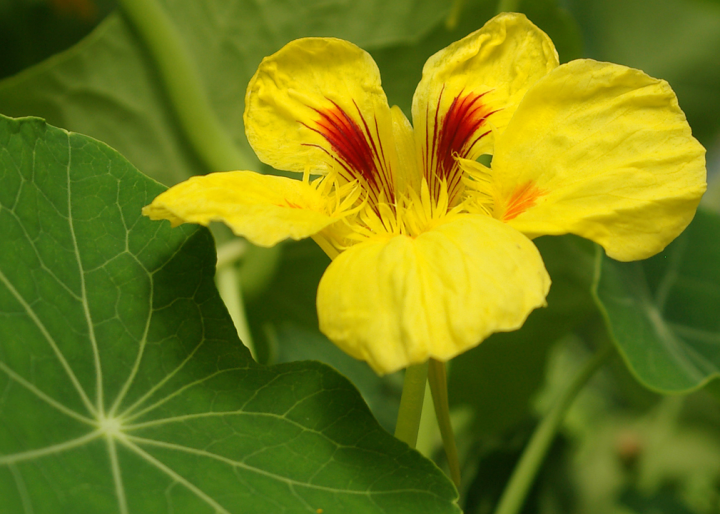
[0,269,97,416]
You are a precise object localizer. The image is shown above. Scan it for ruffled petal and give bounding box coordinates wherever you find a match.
[316,215,550,374]
[142,171,340,247]
[490,60,707,261]
[244,38,397,205]
[411,12,558,190]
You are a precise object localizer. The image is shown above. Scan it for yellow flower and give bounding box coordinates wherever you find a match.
[144,13,706,375]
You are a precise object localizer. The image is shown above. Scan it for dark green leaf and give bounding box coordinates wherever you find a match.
[593,208,720,393]
[0,114,460,513]
[0,0,116,80]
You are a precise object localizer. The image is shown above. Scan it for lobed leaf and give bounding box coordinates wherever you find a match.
[0,114,460,514]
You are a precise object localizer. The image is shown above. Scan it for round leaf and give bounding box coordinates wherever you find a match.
[0,114,460,513]
[593,209,720,393]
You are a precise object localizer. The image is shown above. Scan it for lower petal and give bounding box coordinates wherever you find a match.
[491,60,707,261]
[317,215,550,374]
[143,171,338,247]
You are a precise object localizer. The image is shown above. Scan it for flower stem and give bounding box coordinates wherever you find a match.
[493,344,613,514]
[117,0,253,172]
[496,0,520,14]
[445,0,466,30]
[428,359,461,489]
[394,362,429,448]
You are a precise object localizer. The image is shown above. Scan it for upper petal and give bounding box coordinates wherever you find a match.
[316,215,550,374]
[412,12,558,190]
[143,171,340,247]
[244,38,397,205]
[490,60,707,261]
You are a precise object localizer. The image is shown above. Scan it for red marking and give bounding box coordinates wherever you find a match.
[282,200,302,209]
[503,181,543,221]
[426,87,497,204]
[302,100,393,206]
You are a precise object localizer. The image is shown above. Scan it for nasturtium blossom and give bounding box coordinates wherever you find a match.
[144,13,706,375]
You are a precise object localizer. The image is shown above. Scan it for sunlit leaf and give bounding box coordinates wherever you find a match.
[593,209,720,393]
[0,114,460,513]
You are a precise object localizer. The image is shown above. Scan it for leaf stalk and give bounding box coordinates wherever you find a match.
[493,343,613,514]
[395,362,430,447]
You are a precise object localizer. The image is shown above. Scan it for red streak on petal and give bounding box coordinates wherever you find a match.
[426,87,497,205]
[503,181,544,221]
[302,100,393,206]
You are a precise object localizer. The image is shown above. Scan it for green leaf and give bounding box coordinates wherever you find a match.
[271,322,403,435]
[448,234,597,436]
[593,208,720,394]
[0,0,450,185]
[0,114,460,513]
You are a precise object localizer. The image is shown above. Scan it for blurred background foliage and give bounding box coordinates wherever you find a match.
[1,0,719,512]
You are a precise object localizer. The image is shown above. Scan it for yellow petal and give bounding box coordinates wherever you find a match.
[390,105,420,198]
[316,215,550,374]
[412,12,558,178]
[142,171,339,247]
[491,60,707,261]
[244,38,397,204]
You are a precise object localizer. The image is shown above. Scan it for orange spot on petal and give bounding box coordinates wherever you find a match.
[503,181,544,221]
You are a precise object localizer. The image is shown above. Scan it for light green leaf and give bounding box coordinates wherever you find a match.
[0,114,460,513]
[0,0,450,185]
[593,208,720,393]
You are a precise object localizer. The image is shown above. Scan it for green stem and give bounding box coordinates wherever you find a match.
[395,362,429,448]
[496,0,521,14]
[428,359,461,489]
[493,344,613,514]
[117,0,253,172]
[445,0,466,30]
[216,264,256,359]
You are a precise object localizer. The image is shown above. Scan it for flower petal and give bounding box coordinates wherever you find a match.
[244,38,397,204]
[491,60,707,261]
[317,215,550,374]
[143,171,339,247]
[412,12,558,183]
